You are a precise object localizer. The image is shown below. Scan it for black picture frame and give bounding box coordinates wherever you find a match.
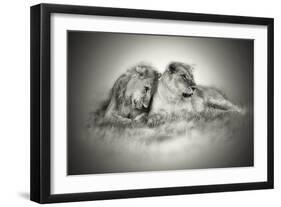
[30,3,274,204]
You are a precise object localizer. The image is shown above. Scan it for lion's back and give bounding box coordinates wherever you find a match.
[195,85,227,101]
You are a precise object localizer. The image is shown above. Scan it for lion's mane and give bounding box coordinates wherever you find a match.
[87,63,159,127]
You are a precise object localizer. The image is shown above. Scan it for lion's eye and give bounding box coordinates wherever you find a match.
[181,74,187,80]
[144,86,150,92]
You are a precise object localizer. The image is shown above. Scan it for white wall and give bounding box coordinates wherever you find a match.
[0,0,279,206]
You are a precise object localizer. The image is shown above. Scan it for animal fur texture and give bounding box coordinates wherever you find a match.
[148,62,245,127]
[90,63,160,126]
[83,62,252,173]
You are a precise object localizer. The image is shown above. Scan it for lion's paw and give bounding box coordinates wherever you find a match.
[147,114,165,127]
[132,113,148,127]
[134,113,147,123]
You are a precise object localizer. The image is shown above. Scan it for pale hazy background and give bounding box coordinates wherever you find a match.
[67,31,253,175]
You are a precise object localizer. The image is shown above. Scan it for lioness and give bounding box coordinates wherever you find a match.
[104,63,160,124]
[148,62,244,126]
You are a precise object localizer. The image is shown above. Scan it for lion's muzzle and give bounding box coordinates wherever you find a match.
[182,86,196,98]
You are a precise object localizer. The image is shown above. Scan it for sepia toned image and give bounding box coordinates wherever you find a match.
[67,31,254,175]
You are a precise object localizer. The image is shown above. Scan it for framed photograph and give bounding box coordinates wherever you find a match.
[30,3,274,203]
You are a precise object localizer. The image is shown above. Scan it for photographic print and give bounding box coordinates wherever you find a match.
[31,4,273,203]
[67,31,254,175]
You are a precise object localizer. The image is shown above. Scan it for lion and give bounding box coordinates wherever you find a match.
[148,62,244,127]
[100,63,160,125]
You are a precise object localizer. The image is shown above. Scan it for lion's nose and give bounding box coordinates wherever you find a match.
[191,86,196,91]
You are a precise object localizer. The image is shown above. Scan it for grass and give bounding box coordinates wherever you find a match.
[68,107,253,174]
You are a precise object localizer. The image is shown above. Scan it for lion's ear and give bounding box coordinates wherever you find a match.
[135,65,145,75]
[190,64,196,72]
[168,63,177,74]
[157,72,162,79]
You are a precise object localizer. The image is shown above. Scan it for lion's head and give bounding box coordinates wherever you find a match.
[161,62,196,99]
[118,63,160,110]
